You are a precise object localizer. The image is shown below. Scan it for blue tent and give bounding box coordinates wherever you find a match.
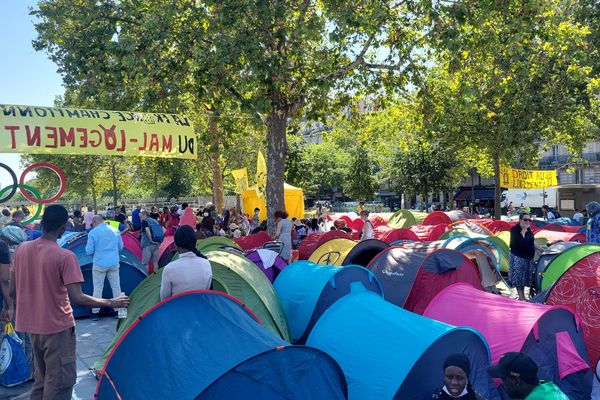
[95,291,347,400]
[274,261,383,343]
[307,290,495,400]
[60,233,147,317]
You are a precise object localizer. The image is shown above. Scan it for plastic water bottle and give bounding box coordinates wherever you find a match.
[117,292,128,319]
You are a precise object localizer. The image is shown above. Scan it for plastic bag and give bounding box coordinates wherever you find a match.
[0,323,31,386]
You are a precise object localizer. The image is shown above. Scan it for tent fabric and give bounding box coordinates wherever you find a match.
[197,236,241,253]
[403,249,484,314]
[450,220,494,236]
[158,235,176,268]
[422,211,452,226]
[96,291,347,400]
[298,231,351,260]
[242,183,304,221]
[535,242,581,290]
[307,290,494,400]
[388,210,417,228]
[540,244,600,290]
[424,283,592,399]
[341,239,389,267]
[61,235,147,317]
[545,251,600,366]
[556,331,591,379]
[471,219,512,233]
[535,229,586,244]
[409,224,448,241]
[367,247,482,311]
[195,346,347,399]
[442,236,504,285]
[121,232,142,261]
[308,238,356,266]
[274,261,383,343]
[93,269,164,371]
[378,228,420,244]
[233,231,272,251]
[206,250,291,341]
[245,249,288,283]
[542,223,584,233]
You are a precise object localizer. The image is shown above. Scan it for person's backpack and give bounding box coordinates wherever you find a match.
[146,218,164,243]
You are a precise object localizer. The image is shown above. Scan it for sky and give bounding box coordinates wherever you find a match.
[0,1,64,188]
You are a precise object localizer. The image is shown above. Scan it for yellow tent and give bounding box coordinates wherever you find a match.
[242,183,305,221]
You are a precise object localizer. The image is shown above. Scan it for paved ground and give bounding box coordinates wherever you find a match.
[0,316,116,400]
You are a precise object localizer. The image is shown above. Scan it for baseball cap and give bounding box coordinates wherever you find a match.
[488,352,538,383]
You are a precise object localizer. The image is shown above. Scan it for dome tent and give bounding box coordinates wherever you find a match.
[307,290,494,399]
[274,261,383,343]
[424,283,592,399]
[95,291,347,400]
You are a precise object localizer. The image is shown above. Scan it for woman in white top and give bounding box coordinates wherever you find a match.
[160,225,212,300]
[274,210,293,263]
[360,210,374,241]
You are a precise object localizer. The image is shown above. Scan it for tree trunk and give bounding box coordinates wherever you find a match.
[153,160,158,206]
[266,108,288,235]
[493,154,501,219]
[111,159,118,211]
[208,115,225,213]
[90,171,98,212]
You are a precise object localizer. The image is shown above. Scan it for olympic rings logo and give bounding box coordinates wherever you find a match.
[0,162,66,224]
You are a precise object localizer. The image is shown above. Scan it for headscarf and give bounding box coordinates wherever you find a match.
[586,201,600,218]
[443,353,471,376]
[174,225,205,258]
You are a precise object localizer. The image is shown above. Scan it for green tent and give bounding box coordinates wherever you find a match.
[540,243,600,291]
[207,250,290,341]
[486,236,511,273]
[196,236,241,253]
[439,227,485,241]
[94,269,164,371]
[93,249,291,372]
[387,210,427,228]
[388,210,416,228]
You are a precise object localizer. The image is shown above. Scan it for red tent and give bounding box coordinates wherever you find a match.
[298,230,351,260]
[409,224,449,241]
[535,230,586,244]
[378,228,420,244]
[233,231,272,251]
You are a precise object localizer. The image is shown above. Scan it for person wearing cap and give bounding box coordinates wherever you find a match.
[359,210,374,241]
[160,226,212,300]
[488,352,569,399]
[432,353,485,399]
[10,205,129,400]
[86,215,124,320]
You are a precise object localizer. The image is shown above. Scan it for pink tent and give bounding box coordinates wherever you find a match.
[535,229,586,244]
[424,283,592,398]
[409,224,448,241]
[180,207,197,228]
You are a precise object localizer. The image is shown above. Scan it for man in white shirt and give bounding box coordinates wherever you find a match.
[359,210,374,241]
[160,225,212,300]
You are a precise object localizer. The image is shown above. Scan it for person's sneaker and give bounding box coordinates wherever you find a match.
[90,313,100,321]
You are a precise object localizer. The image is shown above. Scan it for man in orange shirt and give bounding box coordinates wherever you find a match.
[10,205,129,400]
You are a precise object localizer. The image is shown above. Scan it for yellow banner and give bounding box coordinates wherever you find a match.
[499,167,557,189]
[0,104,196,159]
[231,168,249,194]
[256,151,267,200]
